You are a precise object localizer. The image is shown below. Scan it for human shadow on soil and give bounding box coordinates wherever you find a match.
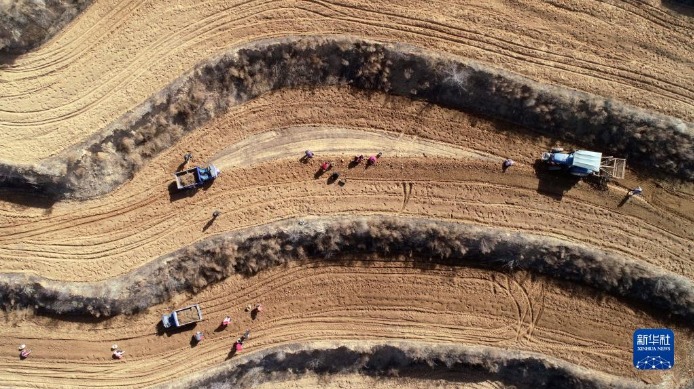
[314,168,327,179]
[532,160,580,201]
[225,346,238,361]
[190,335,202,348]
[618,193,633,208]
[326,172,340,185]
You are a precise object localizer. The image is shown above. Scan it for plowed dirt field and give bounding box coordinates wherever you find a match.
[0,0,692,163]
[1,0,693,388]
[1,262,691,388]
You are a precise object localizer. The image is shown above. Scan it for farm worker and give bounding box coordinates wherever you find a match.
[305,150,314,159]
[235,341,243,351]
[321,162,331,171]
[629,186,643,196]
[368,156,377,165]
[195,331,204,342]
[377,152,383,158]
[19,345,31,359]
[255,303,263,313]
[212,210,221,218]
[112,350,125,359]
[502,159,514,172]
[222,316,231,326]
[184,152,193,163]
[243,329,251,339]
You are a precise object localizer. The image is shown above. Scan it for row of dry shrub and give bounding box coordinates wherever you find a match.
[2,37,692,199]
[0,0,93,54]
[0,217,692,324]
[163,341,649,389]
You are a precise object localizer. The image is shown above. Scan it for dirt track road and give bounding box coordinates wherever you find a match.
[0,0,692,163]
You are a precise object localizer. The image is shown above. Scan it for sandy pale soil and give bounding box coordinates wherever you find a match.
[1,0,693,386]
[0,87,692,387]
[1,262,691,388]
[0,88,691,282]
[211,126,497,170]
[0,0,692,163]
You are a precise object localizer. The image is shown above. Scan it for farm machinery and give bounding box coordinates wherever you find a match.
[541,148,626,180]
[161,304,203,328]
[174,165,219,190]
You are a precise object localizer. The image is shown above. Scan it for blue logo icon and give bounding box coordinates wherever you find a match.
[633,328,674,370]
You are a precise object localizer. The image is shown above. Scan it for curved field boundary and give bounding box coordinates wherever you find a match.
[1,216,692,324]
[0,0,94,54]
[1,37,692,199]
[160,341,649,389]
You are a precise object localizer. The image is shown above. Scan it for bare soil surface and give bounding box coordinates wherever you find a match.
[0,88,690,282]
[1,262,691,388]
[0,0,692,163]
[0,87,692,387]
[1,0,693,387]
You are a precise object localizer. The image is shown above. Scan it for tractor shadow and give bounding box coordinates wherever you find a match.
[168,182,195,202]
[533,160,580,201]
[168,179,215,202]
[156,321,198,337]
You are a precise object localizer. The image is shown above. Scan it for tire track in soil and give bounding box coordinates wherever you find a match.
[0,261,681,388]
[1,0,692,162]
[0,86,691,280]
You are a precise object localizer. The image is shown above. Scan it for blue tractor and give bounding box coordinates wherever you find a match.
[541,148,626,179]
[541,148,603,177]
[174,165,220,190]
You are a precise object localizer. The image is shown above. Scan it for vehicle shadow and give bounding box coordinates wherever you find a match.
[533,160,580,201]
[168,182,196,202]
[156,321,197,337]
